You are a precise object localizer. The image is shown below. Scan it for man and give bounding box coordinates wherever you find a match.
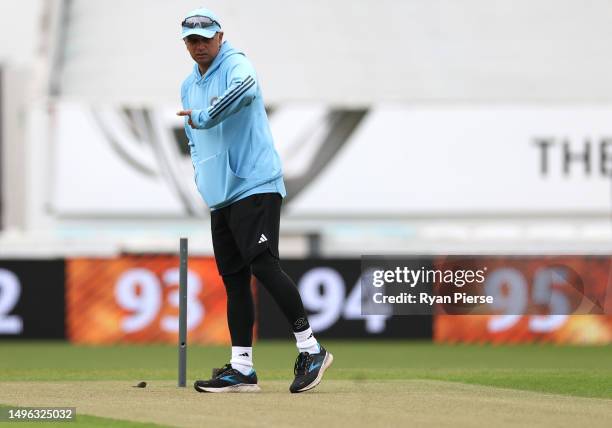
[177,8,333,393]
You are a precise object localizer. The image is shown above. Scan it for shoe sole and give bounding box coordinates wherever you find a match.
[293,351,334,393]
[194,383,261,393]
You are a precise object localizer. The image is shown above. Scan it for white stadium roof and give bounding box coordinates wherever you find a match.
[20,0,612,105]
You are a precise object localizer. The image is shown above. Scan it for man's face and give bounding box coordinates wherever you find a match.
[184,32,224,70]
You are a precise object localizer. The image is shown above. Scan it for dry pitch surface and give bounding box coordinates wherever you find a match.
[0,380,611,428]
[1,342,611,427]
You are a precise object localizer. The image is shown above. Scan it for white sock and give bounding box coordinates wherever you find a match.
[294,327,320,354]
[230,346,253,375]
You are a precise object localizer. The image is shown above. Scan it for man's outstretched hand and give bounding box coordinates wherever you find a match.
[177,109,194,128]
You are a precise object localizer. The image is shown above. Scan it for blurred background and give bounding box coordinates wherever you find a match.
[1,0,611,345]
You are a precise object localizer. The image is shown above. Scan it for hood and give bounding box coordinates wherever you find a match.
[192,41,243,82]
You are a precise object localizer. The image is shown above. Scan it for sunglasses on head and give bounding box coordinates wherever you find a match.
[181,16,220,29]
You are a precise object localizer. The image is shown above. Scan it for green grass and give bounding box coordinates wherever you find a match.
[1,340,611,399]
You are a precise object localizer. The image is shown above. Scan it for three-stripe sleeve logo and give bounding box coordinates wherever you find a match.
[208,76,256,119]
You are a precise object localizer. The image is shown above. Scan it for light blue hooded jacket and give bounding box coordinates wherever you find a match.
[181,41,286,210]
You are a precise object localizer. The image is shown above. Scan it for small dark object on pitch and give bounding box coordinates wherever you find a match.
[134,381,147,388]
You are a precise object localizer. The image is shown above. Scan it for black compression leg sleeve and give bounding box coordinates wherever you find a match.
[251,250,310,332]
[222,266,254,347]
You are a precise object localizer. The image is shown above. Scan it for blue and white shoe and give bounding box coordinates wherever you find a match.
[194,364,260,393]
[289,345,333,393]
